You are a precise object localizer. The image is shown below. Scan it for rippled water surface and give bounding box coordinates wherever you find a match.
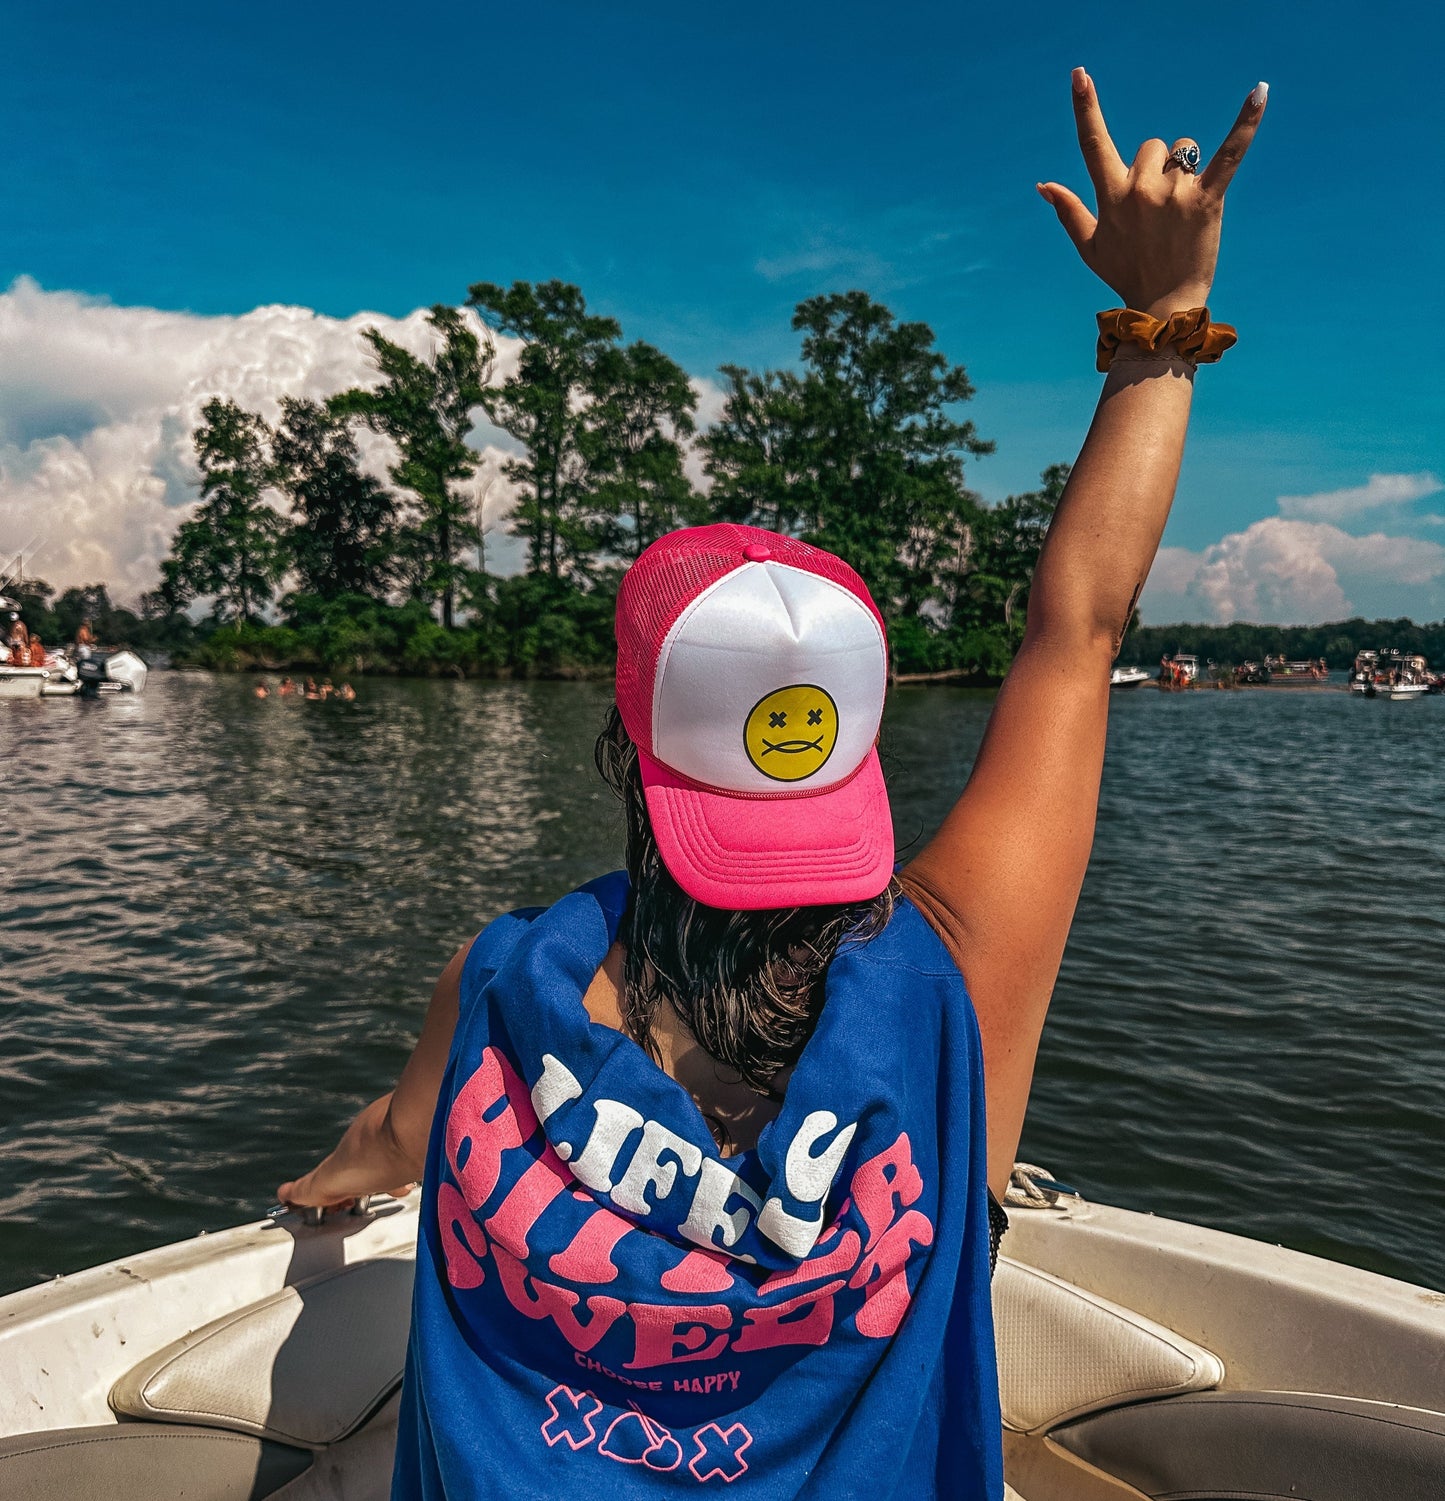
[3,675,1443,1295]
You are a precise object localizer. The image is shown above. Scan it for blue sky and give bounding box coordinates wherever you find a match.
[2,0,1443,622]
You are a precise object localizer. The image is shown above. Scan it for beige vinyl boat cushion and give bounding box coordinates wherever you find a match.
[0,1422,311,1501]
[993,1256,1223,1434]
[111,1255,413,1449]
[1053,1390,1445,1501]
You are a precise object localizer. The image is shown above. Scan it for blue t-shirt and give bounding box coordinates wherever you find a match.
[393,873,1002,1499]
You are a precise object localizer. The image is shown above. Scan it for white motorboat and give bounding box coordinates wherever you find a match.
[0,663,47,699]
[0,646,147,699]
[2,1174,1442,1499]
[1265,656,1330,685]
[0,636,145,699]
[0,589,140,697]
[1158,653,1199,688]
[1350,649,1431,700]
[0,1195,416,1501]
[1109,666,1151,689]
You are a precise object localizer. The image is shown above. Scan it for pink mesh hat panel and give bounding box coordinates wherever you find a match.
[615,524,894,910]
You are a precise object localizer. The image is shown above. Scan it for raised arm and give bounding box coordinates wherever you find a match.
[902,70,1266,1196]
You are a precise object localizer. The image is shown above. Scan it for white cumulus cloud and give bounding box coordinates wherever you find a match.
[0,277,525,600]
[13,279,1439,630]
[1277,471,1443,523]
[1142,516,1445,625]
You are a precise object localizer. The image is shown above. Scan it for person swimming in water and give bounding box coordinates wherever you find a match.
[281,70,1267,1501]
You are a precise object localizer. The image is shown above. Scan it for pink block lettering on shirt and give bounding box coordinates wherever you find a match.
[660,1248,737,1295]
[757,1229,861,1297]
[733,1279,846,1352]
[445,1046,540,1212]
[850,1132,925,1248]
[850,1210,935,1338]
[493,1243,628,1352]
[549,1205,636,1285]
[437,1181,489,1289]
[626,1301,732,1369]
[844,1132,935,1339]
[484,1149,572,1259]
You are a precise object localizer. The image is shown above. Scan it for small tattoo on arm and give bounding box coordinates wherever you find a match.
[1113,581,1143,661]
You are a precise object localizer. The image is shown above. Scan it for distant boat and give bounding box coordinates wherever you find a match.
[1265,656,1328,685]
[1350,649,1430,700]
[1110,665,1151,689]
[1158,653,1199,688]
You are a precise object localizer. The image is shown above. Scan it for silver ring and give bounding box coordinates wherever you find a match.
[1167,142,1201,175]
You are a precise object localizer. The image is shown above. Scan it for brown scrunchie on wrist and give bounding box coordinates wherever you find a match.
[1096,307,1237,372]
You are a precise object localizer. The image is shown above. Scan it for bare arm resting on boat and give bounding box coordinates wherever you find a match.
[900,71,1266,1199]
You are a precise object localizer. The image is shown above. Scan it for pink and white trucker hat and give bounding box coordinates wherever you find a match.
[615,523,893,911]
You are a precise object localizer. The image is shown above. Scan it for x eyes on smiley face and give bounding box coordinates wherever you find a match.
[743,685,839,782]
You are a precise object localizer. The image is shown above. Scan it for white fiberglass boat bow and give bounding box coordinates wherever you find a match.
[1,1177,1442,1500]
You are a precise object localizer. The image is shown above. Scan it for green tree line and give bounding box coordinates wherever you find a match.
[13,283,1443,682]
[125,282,1067,679]
[1127,618,1445,670]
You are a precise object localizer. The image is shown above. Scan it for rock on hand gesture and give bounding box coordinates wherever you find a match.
[1038,68,1267,319]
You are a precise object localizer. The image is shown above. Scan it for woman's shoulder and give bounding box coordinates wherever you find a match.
[850,884,971,984]
[892,869,975,987]
[459,870,630,999]
[457,905,545,1001]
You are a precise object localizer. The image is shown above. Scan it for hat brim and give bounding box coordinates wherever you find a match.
[636,746,895,911]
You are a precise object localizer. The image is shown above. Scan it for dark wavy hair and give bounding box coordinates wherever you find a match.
[594,703,899,1095]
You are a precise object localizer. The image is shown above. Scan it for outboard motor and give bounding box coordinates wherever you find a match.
[77,648,148,695]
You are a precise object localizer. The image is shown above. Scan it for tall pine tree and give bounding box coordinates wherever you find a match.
[337,306,491,629]
[703,293,993,623]
[165,399,287,622]
[468,280,621,581]
[584,340,703,560]
[272,396,396,600]
[702,366,817,537]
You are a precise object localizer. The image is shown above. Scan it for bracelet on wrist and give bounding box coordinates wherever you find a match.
[1096,307,1237,372]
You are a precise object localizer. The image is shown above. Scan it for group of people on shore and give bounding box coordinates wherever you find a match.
[254,677,356,701]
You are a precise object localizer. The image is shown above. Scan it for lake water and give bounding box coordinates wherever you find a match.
[3,675,1443,1296]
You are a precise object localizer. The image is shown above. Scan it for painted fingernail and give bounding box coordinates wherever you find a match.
[1249,81,1269,108]
[1072,67,1088,94]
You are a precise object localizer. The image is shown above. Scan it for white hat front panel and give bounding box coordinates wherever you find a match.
[651,561,886,794]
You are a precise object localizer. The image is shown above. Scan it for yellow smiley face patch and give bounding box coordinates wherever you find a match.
[743,684,839,782]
